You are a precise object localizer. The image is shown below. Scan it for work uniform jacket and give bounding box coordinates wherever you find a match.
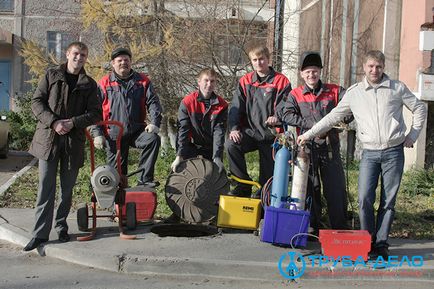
[177,91,228,160]
[278,81,347,149]
[228,68,291,142]
[29,64,102,168]
[91,71,162,139]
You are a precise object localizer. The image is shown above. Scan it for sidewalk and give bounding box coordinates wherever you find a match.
[0,208,433,281]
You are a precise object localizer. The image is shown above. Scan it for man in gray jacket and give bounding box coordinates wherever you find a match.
[297,50,426,259]
[24,42,102,251]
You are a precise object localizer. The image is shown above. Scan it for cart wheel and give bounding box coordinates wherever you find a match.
[77,203,89,232]
[126,202,137,230]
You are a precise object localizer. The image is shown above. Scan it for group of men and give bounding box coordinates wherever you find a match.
[23,41,426,261]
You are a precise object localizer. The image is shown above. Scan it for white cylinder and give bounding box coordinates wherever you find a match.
[290,148,310,210]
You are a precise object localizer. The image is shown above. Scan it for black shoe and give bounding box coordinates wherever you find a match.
[163,213,181,224]
[368,248,378,260]
[23,237,48,251]
[58,231,70,243]
[376,247,390,259]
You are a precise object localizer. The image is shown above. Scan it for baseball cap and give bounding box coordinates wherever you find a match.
[300,51,323,70]
[111,47,132,60]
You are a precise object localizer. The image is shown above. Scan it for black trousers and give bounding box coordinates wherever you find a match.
[225,133,274,187]
[307,144,348,231]
[106,129,161,183]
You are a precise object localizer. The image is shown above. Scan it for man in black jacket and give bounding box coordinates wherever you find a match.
[171,68,228,173]
[278,51,349,233]
[24,42,102,251]
[225,44,291,196]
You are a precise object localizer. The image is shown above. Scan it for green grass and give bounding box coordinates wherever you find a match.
[1,147,433,239]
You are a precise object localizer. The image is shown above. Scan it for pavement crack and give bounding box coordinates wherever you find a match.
[117,253,128,273]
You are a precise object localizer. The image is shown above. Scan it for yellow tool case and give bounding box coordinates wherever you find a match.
[217,195,262,230]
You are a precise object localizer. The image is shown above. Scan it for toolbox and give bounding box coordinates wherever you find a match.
[319,230,371,261]
[117,187,157,222]
[217,195,262,230]
[261,204,310,247]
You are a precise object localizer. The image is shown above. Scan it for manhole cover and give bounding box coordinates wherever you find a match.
[150,223,220,237]
[165,157,229,223]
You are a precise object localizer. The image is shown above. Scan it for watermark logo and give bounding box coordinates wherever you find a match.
[277,253,424,280]
[277,252,306,279]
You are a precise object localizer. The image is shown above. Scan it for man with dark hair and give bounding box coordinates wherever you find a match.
[226,44,291,196]
[298,50,427,258]
[278,51,349,234]
[24,41,102,251]
[171,68,228,173]
[91,47,162,187]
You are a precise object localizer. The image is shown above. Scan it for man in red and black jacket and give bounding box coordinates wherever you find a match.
[226,44,292,197]
[171,68,228,173]
[90,47,162,187]
[278,51,350,233]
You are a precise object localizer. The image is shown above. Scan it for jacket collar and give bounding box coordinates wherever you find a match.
[52,63,91,88]
[251,67,276,84]
[302,79,324,95]
[196,90,219,106]
[362,73,391,90]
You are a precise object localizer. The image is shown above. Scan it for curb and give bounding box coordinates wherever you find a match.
[0,220,432,282]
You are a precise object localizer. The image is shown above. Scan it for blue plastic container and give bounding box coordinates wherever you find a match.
[261,204,310,247]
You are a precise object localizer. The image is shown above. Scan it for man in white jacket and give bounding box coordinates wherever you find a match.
[297,50,426,259]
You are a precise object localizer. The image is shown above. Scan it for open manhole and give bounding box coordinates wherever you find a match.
[150,223,220,237]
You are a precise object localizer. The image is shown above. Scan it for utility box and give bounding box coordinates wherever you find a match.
[217,195,262,230]
[419,31,434,51]
[418,73,434,101]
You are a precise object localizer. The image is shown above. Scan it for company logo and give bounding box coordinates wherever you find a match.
[278,252,306,279]
[242,206,254,212]
[277,253,424,280]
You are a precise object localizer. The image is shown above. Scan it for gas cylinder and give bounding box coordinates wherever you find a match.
[270,146,291,208]
[290,146,310,210]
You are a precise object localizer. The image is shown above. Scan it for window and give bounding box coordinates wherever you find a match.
[0,0,13,12]
[47,31,75,60]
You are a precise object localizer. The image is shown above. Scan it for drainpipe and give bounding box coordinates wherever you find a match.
[339,0,348,87]
[327,0,334,83]
[350,0,360,85]
[320,0,327,79]
[274,0,285,71]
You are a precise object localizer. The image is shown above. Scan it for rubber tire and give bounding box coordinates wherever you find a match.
[77,203,89,232]
[126,202,137,230]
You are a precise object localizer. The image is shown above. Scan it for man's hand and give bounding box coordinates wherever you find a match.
[145,124,160,134]
[171,156,183,172]
[297,134,310,146]
[265,116,280,127]
[213,157,224,173]
[229,130,242,144]
[403,135,415,148]
[94,136,107,150]
[52,120,72,135]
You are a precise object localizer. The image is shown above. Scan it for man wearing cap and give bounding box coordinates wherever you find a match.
[278,51,350,234]
[226,44,291,197]
[297,50,426,258]
[90,47,162,187]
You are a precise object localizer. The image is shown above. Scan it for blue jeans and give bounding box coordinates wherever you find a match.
[358,144,404,249]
